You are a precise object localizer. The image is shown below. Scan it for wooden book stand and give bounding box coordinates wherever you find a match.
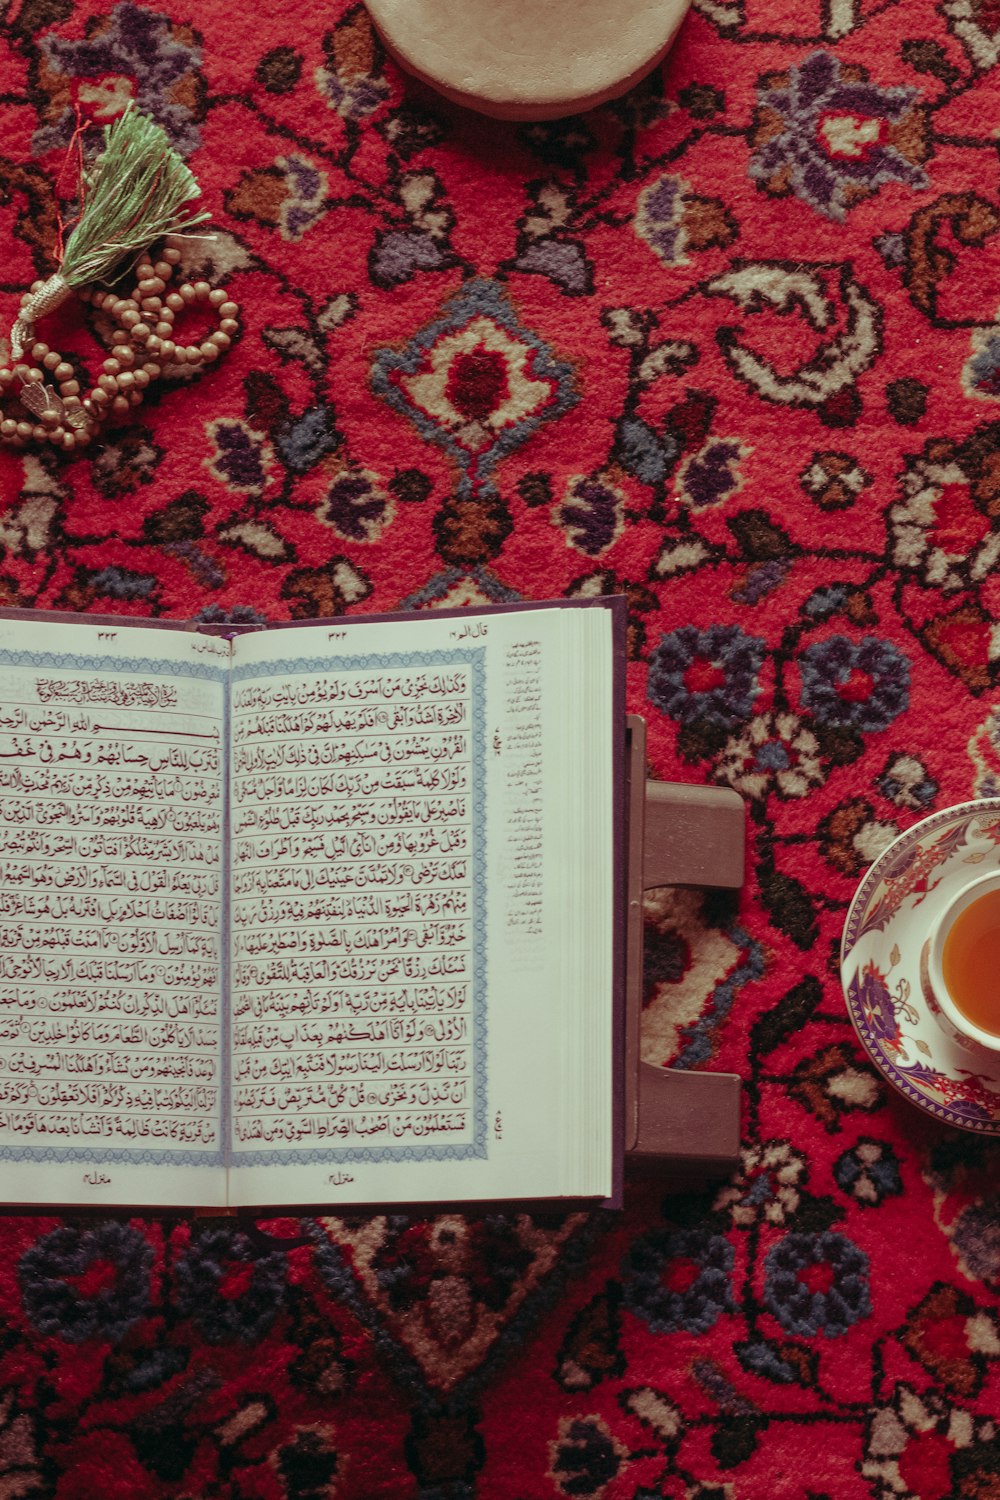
[624,717,743,1175]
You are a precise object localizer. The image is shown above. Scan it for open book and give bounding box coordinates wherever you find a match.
[0,601,623,1209]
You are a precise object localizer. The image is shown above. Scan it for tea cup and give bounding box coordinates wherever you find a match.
[926,870,1000,1054]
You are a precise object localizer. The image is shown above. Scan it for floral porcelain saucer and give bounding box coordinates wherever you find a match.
[841,798,1000,1132]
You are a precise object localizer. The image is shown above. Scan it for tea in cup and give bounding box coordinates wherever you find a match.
[927,871,1000,1052]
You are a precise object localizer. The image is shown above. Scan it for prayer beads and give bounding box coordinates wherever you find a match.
[0,246,239,451]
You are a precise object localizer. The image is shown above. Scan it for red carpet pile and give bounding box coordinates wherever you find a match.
[3,0,1000,1495]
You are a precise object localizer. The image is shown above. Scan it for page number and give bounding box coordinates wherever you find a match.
[494,1112,503,1139]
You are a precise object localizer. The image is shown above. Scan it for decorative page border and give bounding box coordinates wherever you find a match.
[0,647,227,683]
[228,647,489,1167]
[0,645,228,1169]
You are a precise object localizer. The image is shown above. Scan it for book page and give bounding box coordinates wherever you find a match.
[227,606,615,1208]
[0,619,228,1208]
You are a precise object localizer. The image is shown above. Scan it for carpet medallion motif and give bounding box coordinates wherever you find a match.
[3,0,1000,1494]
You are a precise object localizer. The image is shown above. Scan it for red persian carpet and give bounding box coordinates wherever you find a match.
[4,0,1000,1495]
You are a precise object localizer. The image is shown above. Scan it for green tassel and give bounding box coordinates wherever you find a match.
[58,107,211,288]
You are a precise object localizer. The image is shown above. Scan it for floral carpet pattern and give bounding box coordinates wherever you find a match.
[3,0,1000,1495]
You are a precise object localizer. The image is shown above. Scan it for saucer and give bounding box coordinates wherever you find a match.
[841,798,1000,1132]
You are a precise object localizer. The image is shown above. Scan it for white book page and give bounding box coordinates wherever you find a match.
[227,608,614,1208]
[0,619,228,1209]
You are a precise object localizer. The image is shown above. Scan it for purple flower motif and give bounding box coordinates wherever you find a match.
[316,7,390,121]
[370,230,449,289]
[749,51,930,221]
[764,1231,871,1337]
[558,475,624,555]
[277,155,329,240]
[319,469,394,542]
[636,175,684,263]
[624,1227,734,1334]
[732,560,790,605]
[635,173,737,266]
[648,624,766,730]
[320,70,390,120]
[679,439,747,509]
[513,240,593,297]
[206,420,274,497]
[34,2,204,157]
[799,634,910,732]
[226,156,330,242]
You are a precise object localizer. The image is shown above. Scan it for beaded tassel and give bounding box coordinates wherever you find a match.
[10,107,210,364]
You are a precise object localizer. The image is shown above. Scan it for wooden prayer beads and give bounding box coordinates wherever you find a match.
[0,247,239,452]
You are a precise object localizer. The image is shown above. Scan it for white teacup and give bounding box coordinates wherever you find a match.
[927,871,1000,1053]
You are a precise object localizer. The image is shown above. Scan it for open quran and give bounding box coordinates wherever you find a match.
[0,600,622,1209]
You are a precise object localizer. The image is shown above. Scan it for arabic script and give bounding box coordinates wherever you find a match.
[230,662,477,1152]
[0,663,223,1152]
